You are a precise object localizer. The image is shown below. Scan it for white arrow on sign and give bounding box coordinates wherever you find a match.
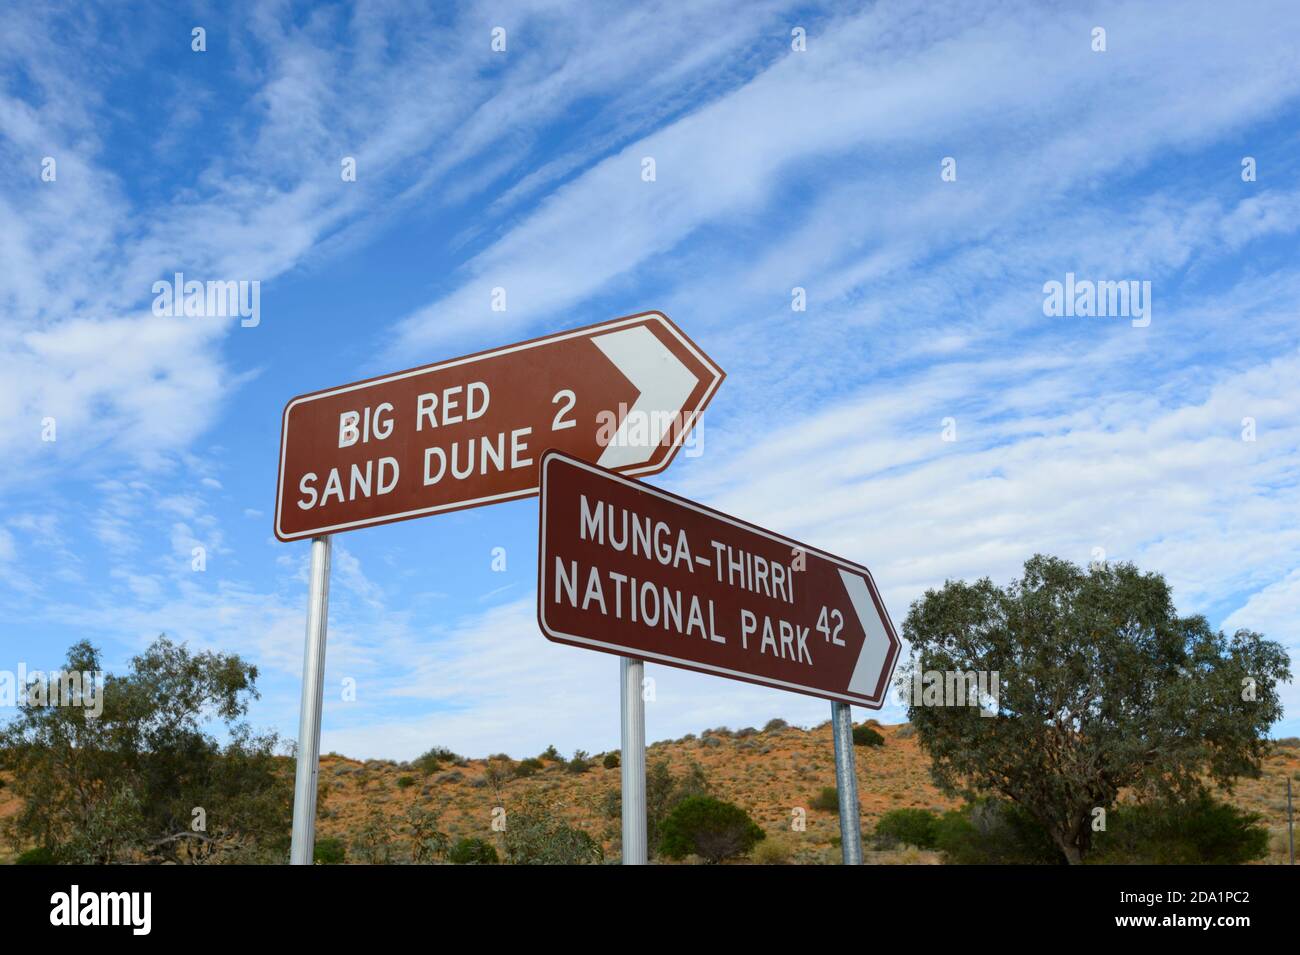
[841,569,897,701]
[593,325,701,469]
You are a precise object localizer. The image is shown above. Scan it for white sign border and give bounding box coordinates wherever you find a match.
[536,451,901,708]
[274,312,722,541]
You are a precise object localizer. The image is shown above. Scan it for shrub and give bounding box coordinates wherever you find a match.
[351,807,398,864]
[1088,794,1269,865]
[396,776,415,789]
[448,837,499,865]
[935,799,1064,865]
[873,808,939,849]
[539,745,562,762]
[603,758,711,858]
[658,796,765,863]
[762,718,788,733]
[811,787,839,813]
[852,725,885,747]
[603,752,620,769]
[313,837,346,865]
[15,846,57,865]
[566,750,592,774]
[751,834,791,864]
[414,746,462,776]
[514,758,543,778]
[502,791,602,865]
[404,805,449,864]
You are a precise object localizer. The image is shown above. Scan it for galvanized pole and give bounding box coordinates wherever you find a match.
[620,656,648,864]
[289,536,332,865]
[1289,777,1294,865]
[831,701,863,865]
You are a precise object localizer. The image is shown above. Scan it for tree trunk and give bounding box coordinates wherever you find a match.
[1054,816,1092,864]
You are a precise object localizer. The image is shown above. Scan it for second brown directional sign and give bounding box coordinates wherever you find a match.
[275,311,724,541]
[538,452,901,707]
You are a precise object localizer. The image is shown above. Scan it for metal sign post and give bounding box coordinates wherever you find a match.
[1289,777,1294,865]
[289,535,332,865]
[831,701,863,864]
[620,656,648,864]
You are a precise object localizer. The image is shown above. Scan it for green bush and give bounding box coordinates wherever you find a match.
[414,746,462,775]
[15,846,58,865]
[658,796,765,863]
[448,837,499,865]
[811,787,839,813]
[514,757,543,778]
[601,758,712,859]
[313,837,346,865]
[852,725,885,747]
[1088,794,1269,865]
[566,750,592,774]
[873,808,939,849]
[762,718,788,733]
[603,752,620,769]
[539,745,562,762]
[396,776,415,789]
[502,791,602,865]
[0,637,289,864]
[934,799,1064,864]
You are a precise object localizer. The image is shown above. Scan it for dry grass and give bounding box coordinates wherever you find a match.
[3,724,1297,863]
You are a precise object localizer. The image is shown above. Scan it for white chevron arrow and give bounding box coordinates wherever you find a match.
[592,324,700,468]
[839,569,895,703]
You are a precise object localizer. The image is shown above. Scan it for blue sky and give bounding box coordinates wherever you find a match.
[3,0,1299,759]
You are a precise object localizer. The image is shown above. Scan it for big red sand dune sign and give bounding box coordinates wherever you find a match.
[275,312,724,541]
[538,452,901,707]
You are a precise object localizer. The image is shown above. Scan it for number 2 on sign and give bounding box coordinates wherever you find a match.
[817,606,845,645]
[552,389,576,431]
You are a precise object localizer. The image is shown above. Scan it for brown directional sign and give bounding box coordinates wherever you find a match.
[537,452,901,707]
[275,312,724,541]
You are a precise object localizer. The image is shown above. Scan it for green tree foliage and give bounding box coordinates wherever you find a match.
[15,846,58,865]
[502,790,602,864]
[900,555,1290,863]
[603,751,620,769]
[0,637,289,864]
[657,796,765,863]
[1087,794,1269,865]
[448,837,499,865]
[872,808,939,850]
[933,799,1065,864]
